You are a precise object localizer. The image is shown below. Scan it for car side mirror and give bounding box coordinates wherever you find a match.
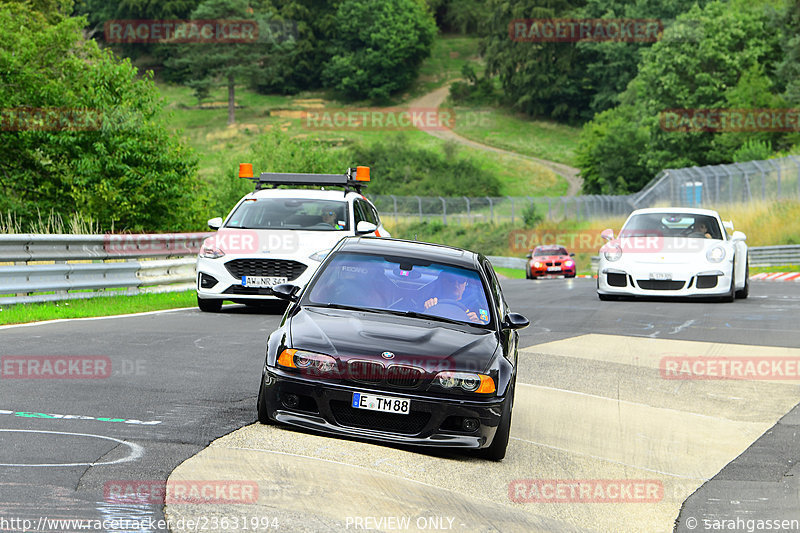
[731,230,746,242]
[525,252,532,259]
[208,217,223,230]
[272,283,300,302]
[356,221,378,235]
[569,252,575,257]
[502,312,530,330]
[601,229,614,241]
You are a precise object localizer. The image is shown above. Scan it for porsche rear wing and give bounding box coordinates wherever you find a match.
[238,164,370,193]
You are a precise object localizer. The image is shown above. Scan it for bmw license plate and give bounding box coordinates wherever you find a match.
[649,272,672,281]
[242,276,288,288]
[352,392,410,415]
[547,266,561,272]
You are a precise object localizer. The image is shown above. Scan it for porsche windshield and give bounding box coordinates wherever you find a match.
[306,253,493,326]
[622,213,722,240]
[225,198,349,230]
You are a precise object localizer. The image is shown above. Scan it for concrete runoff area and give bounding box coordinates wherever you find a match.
[166,335,800,532]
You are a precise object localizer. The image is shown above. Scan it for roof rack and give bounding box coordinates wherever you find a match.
[238,164,370,194]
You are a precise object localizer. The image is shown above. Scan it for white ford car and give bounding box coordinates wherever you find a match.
[196,165,390,312]
[596,207,748,302]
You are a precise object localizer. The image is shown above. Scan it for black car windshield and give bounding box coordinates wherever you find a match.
[225,198,349,230]
[306,252,493,327]
[535,247,568,256]
[622,213,722,240]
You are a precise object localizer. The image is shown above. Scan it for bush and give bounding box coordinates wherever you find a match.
[321,0,437,101]
[348,135,501,196]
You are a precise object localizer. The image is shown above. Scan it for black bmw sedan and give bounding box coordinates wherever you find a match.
[257,237,529,460]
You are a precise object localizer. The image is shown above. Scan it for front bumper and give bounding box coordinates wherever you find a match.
[261,369,507,449]
[196,256,319,302]
[597,263,732,297]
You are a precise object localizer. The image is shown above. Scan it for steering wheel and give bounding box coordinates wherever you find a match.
[428,299,471,320]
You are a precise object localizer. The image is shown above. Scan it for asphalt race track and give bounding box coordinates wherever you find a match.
[1,278,799,532]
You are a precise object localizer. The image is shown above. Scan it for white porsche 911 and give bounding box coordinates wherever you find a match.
[596,208,749,302]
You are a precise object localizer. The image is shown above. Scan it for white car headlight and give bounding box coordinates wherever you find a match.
[706,245,726,263]
[200,247,225,259]
[603,245,622,262]
[309,250,330,262]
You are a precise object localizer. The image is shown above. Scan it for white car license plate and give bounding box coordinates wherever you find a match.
[547,266,561,272]
[352,392,410,415]
[649,272,672,281]
[241,276,288,288]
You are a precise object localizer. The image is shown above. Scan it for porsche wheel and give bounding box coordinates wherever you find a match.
[735,260,749,299]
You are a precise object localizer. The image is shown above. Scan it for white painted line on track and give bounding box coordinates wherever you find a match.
[0,429,143,467]
[0,306,197,331]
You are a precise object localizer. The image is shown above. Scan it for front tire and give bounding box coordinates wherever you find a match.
[197,296,222,312]
[721,272,735,303]
[735,261,749,299]
[598,293,617,301]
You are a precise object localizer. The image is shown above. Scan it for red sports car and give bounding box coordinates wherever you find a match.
[526,245,576,279]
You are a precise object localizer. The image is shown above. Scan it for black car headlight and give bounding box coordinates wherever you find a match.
[277,349,338,374]
[433,371,495,394]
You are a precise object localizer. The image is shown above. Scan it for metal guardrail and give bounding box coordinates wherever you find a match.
[748,245,800,268]
[1,233,797,307]
[0,234,210,306]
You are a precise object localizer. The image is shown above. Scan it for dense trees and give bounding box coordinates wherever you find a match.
[0,2,200,231]
[578,0,797,194]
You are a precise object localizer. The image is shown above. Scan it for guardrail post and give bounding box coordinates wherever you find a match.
[438,196,447,225]
[463,196,470,224]
[547,197,552,219]
[486,197,494,222]
[508,196,515,224]
[415,196,423,222]
[789,156,800,199]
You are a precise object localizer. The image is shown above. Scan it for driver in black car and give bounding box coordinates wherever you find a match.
[423,272,485,324]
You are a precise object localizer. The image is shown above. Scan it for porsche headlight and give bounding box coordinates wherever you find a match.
[706,246,726,263]
[603,245,622,262]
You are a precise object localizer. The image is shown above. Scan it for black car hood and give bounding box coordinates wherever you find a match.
[289,306,499,374]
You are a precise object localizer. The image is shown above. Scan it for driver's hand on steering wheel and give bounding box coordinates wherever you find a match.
[465,310,480,323]
[424,297,438,309]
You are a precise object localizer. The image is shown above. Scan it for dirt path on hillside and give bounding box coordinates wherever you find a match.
[409,84,583,196]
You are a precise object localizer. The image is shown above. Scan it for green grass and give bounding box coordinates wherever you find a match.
[405,35,485,100]
[448,105,582,167]
[751,265,800,273]
[0,290,198,326]
[494,267,525,279]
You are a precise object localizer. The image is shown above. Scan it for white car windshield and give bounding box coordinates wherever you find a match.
[225,198,349,230]
[306,253,493,326]
[623,213,722,240]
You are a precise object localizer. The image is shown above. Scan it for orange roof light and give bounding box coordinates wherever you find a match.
[239,163,254,178]
[355,166,370,182]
